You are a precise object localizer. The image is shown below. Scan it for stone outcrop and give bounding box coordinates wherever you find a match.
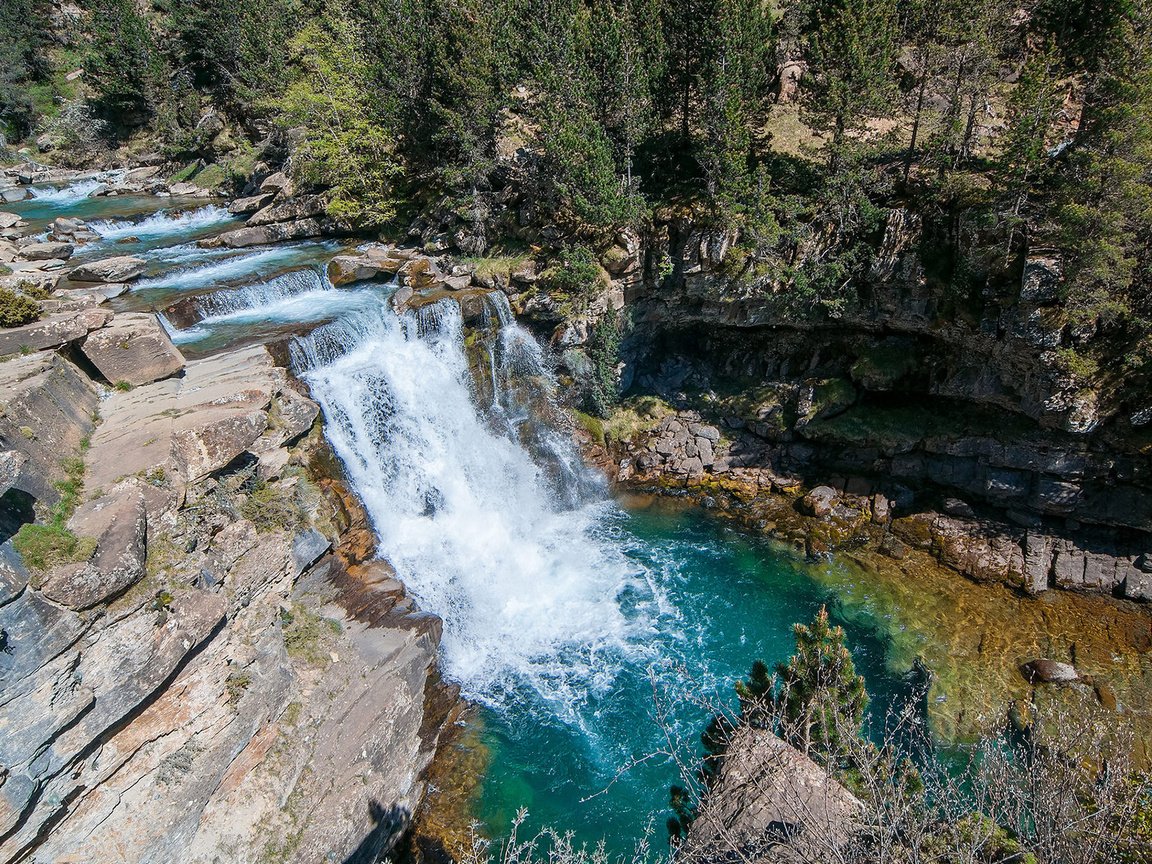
[68,255,147,283]
[0,326,449,864]
[0,307,110,356]
[682,727,862,864]
[211,217,335,249]
[80,312,185,385]
[40,480,148,609]
[0,351,99,504]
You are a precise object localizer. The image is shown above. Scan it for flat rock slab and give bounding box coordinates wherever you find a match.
[41,480,148,609]
[21,241,74,261]
[0,307,110,356]
[213,217,333,249]
[81,312,185,386]
[68,255,147,282]
[85,345,314,490]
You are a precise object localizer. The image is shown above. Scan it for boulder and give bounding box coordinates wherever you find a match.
[228,192,274,214]
[21,241,74,261]
[681,726,862,864]
[1020,658,1079,684]
[327,254,382,286]
[1,188,30,203]
[81,313,185,386]
[0,351,98,503]
[213,217,331,249]
[799,485,838,518]
[259,171,290,194]
[247,194,327,227]
[0,212,23,230]
[68,255,147,283]
[169,181,213,197]
[40,481,148,609]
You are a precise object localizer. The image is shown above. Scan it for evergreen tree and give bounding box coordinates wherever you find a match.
[158,0,299,113]
[419,0,500,195]
[774,606,868,759]
[1054,0,1152,366]
[800,0,899,169]
[0,0,50,140]
[85,0,164,127]
[696,0,771,205]
[660,0,717,147]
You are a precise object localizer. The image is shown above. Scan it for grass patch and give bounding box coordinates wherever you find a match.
[225,670,254,704]
[11,447,95,572]
[113,380,134,392]
[281,603,343,666]
[167,161,199,184]
[191,163,227,190]
[600,395,673,443]
[460,251,533,281]
[12,523,96,572]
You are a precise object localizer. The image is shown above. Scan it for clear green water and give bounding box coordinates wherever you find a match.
[475,498,911,852]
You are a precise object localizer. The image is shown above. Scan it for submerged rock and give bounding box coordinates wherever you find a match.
[1020,658,1080,684]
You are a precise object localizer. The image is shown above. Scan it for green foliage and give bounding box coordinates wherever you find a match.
[586,312,624,418]
[281,603,343,666]
[12,450,95,572]
[12,523,96,572]
[84,0,165,127]
[800,0,899,165]
[774,605,868,759]
[240,480,306,533]
[275,13,405,228]
[0,0,51,140]
[537,246,602,297]
[0,288,40,328]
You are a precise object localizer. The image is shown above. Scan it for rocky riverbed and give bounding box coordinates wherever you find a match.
[0,165,455,863]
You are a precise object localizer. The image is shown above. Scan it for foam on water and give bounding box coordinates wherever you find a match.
[28,172,123,203]
[87,204,237,242]
[133,241,340,294]
[292,300,663,716]
[163,269,386,343]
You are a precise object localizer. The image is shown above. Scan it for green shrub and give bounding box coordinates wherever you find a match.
[538,246,604,298]
[0,288,40,328]
[240,481,306,533]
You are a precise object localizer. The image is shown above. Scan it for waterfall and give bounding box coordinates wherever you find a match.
[87,204,237,242]
[132,240,340,294]
[291,298,662,714]
[162,267,391,344]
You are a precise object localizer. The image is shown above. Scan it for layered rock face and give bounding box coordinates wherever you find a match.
[593,211,1152,600]
[0,280,450,861]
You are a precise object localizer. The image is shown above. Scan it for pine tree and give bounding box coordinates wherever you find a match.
[660,0,718,148]
[0,0,49,140]
[774,606,868,759]
[696,0,772,206]
[86,0,164,127]
[420,0,500,196]
[800,0,899,169]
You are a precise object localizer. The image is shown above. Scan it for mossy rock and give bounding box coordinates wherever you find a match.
[850,342,918,391]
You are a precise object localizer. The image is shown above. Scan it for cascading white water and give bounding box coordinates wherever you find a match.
[133,240,340,293]
[292,298,663,715]
[28,171,124,202]
[87,204,236,242]
[162,268,389,343]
